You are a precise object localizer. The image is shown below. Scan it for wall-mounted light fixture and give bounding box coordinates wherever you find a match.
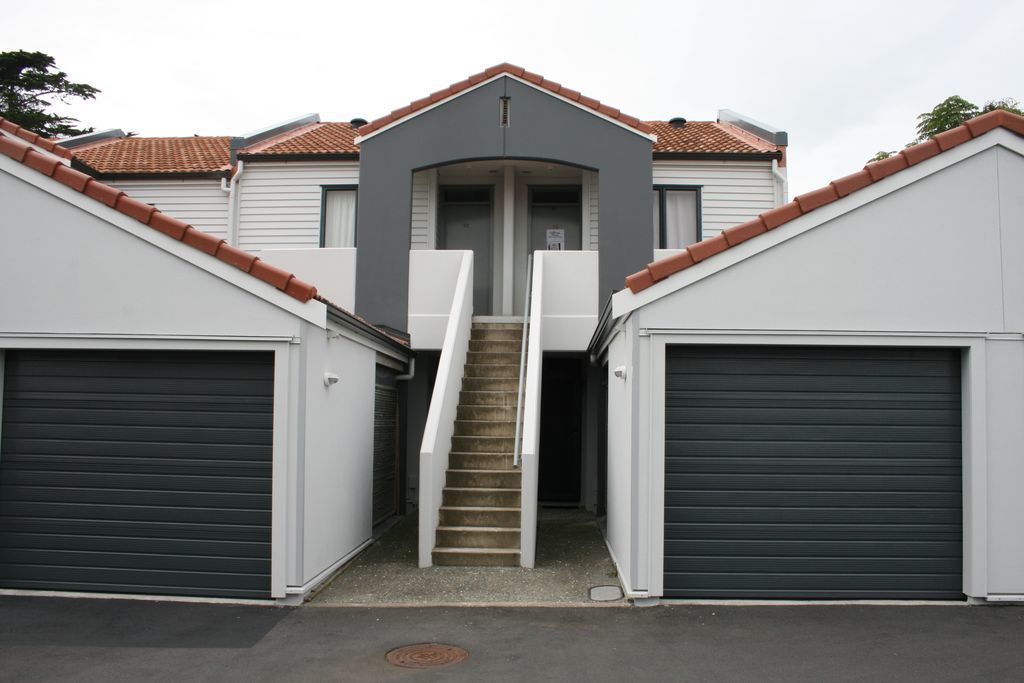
[614,366,627,380]
[324,372,340,387]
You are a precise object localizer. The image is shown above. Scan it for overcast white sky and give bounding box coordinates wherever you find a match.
[3,0,1020,196]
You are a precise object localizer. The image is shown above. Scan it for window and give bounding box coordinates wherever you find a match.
[653,187,700,249]
[321,187,357,247]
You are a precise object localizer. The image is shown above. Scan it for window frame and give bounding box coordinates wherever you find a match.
[319,184,359,248]
[653,184,703,249]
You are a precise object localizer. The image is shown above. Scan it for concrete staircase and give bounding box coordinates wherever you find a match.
[432,320,523,567]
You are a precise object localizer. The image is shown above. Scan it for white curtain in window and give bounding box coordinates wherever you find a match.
[653,190,661,248]
[324,190,357,247]
[664,190,698,249]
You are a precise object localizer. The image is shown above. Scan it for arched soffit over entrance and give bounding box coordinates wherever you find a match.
[355,71,654,331]
[412,156,598,175]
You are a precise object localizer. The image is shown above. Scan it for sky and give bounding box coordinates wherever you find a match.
[2,0,1020,197]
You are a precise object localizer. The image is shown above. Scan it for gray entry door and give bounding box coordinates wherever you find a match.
[439,187,492,314]
[0,349,274,599]
[529,186,581,253]
[664,345,963,600]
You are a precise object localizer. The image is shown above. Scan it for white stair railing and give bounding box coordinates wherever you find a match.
[518,251,545,568]
[417,251,474,568]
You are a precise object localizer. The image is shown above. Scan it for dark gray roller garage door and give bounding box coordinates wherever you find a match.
[0,349,273,599]
[373,366,399,526]
[664,345,962,600]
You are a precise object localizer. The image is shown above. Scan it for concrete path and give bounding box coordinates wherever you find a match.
[2,596,1023,681]
[313,508,623,606]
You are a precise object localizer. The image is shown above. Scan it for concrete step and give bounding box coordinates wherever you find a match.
[448,451,515,470]
[432,547,520,567]
[453,420,515,437]
[459,390,518,407]
[451,435,515,454]
[471,328,522,341]
[443,486,521,506]
[466,351,521,366]
[471,320,523,329]
[446,469,521,489]
[469,339,523,353]
[465,364,519,378]
[457,405,517,421]
[435,526,521,549]
[439,506,521,528]
[461,377,519,393]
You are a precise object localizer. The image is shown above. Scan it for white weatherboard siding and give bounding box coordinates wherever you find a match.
[238,161,359,251]
[410,169,436,249]
[653,159,776,238]
[584,170,599,249]
[107,178,230,240]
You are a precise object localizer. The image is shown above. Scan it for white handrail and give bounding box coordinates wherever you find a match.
[417,251,473,567]
[512,254,533,468]
[519,251,545,567]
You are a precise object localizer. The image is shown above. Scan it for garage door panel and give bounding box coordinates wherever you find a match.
[0,565,270,594]
[664,345,962,599]
[665,473,962,492]
[1,485,270,510]
[666,456,962,476]
[6,441,273,461]
[670,356,959,377]
[1,548,270,575]
[666,522,961,541]
[2,454,270,477]
[7,406,272,429]
[1,500,270,526]
[665,556,962,575]
[668,424,961,442]
[3,517,269,543]
[4,423,272,446]
[667,390,960,409]
[666,539,962,558]
[665,489,961,508]
[667,373,960,394]
[0,468,272,494]
[1,532,269,558]
[666,440,961,459]
[665,505,962,525]
[1,350,274,598]
[666,407,960,427]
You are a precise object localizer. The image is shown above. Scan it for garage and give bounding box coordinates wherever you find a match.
[0,349,274,599]
[663,345,963,599]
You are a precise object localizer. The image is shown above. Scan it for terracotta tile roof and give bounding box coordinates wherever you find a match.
[0,118,73,159]
[0,118,317,303]
[624,109,1024,294]
[648,121,780,154]
[240,122,359,157]
[357,62,655,137]
[72,135,232,175]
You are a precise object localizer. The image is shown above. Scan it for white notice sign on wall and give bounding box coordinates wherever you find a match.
[546,227,565,251]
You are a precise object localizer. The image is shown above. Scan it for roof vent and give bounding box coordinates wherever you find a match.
[350,118,368,128]
[669,117,687,128]
[499,97,511,128]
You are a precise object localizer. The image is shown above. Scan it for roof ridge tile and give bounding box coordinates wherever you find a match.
[624,109,1024,294]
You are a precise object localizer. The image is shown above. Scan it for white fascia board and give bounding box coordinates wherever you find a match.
[613,130,1024,318]
[355,73,658,144]
[0,155,328,328]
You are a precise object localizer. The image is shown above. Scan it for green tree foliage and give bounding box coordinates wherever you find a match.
[868,95,1021,163]
[0,50,99,137]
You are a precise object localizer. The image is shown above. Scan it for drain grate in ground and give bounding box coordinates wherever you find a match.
[589,585,624,602]
[386,643,469,669]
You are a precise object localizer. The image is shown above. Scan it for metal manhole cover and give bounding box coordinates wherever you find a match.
[386,643,469,669]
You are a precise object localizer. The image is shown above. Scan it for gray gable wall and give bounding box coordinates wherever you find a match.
[356,76,653,329]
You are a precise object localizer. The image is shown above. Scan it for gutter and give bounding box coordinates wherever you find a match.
[324,306,414,358]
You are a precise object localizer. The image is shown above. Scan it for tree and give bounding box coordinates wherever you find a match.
[0,50,99,138]
[868,94,1021,163]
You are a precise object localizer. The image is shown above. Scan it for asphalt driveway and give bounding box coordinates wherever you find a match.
[1,596,1022,681]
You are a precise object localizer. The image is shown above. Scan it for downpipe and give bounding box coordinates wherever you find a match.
[220,159,245,246]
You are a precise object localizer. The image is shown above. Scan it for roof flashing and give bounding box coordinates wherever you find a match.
[718,109,788,146]
[58,128,126,149]
[230,113,321,162]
